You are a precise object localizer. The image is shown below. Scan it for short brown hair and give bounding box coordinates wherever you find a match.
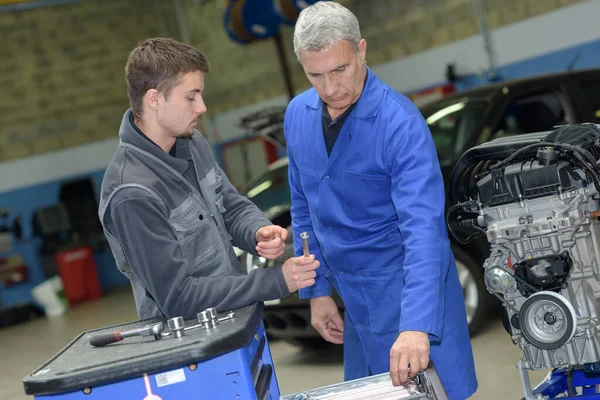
[125,38,210,119]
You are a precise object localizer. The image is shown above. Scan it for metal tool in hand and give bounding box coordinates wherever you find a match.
[300,232,310,257]
[161,308,236,338]
[90,321,165,347]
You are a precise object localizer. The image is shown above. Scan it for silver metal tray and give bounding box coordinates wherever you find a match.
[280,362,448,400]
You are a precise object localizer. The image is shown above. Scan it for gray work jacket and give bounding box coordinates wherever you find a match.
[98,109,289,319]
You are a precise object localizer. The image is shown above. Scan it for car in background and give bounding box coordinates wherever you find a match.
[236,68,600,347]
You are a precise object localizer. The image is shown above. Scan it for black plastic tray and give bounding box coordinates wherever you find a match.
[22,302,263,396]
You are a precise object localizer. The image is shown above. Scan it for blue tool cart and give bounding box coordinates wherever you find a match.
[23,302,279,399]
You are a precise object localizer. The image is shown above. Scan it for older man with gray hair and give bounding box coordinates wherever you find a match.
[283,2,478,399]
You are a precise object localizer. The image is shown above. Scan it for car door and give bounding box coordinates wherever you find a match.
[478,80,576,144]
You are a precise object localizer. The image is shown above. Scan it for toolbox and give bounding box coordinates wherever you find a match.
[22,302,279,399]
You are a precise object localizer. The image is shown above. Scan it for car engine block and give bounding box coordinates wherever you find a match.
[448,124,600,378]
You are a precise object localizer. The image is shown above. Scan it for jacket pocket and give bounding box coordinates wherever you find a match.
[358,265,404,335]
[169,195,208,244]
[342,170,394,222]
[205,168,233,241]
[168,194,224,275]
[206,168,227,213]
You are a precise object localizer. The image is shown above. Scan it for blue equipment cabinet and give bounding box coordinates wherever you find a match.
[22,303,280,399]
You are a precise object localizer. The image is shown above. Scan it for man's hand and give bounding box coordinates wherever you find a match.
[310,296,344,344]
[282,255,319,292]
[390,331,430,386]
[255,225,288,259]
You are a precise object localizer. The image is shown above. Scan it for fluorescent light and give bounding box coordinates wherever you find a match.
[247,180,273,198]
[426,102,465,125]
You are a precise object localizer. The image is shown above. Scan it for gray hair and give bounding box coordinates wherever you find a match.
[293,1,362,61]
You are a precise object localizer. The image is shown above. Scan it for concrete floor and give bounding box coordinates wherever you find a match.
[2,286,550,399]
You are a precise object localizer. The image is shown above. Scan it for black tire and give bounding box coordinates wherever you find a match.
[452,245,488,337]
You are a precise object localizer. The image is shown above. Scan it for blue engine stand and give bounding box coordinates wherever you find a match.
[520,360,600,400]
[23,303,279,400]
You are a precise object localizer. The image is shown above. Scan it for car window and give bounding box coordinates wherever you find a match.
[493,90,569,138]
[579,80,600,122]
[420,101,486,167]
[241,163,290,212]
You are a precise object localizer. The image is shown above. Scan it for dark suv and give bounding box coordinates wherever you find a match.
[236,68,600,347]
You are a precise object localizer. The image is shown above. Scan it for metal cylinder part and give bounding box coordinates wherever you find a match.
[167,316,185,338]
[300,232,310,257]
[207,307,219,326]
[207,307,218,320]
[197,310,210,323]
[197,309,218,329]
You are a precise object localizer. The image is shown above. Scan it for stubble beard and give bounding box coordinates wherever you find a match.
[177,129,194,139]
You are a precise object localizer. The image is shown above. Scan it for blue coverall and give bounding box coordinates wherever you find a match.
[284,68,478,400]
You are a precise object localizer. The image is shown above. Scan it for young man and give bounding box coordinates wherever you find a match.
[99,38,319,320]
[284,3,477,399]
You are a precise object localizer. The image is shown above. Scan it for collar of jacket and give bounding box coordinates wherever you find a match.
[304,66,381,120]
[118,108,191,175]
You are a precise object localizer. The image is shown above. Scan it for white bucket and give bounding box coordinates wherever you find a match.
[32,276,68,317]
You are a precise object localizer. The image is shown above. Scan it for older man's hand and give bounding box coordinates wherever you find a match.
[255,225,288,259]
[390,330,430,386]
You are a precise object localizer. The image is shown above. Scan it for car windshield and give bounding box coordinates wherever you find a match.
[419,99,487,167]
[240,161,290,213]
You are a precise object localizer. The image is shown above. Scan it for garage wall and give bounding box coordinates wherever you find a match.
[184,0,589,115]
[0,0,181,162]
[0,0,598,191]
[0,0,588,163]
[204,0,600,155]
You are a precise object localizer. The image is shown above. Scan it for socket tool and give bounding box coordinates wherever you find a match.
[90,308,236,345]
[300,232,310,257]
[167,316,185,338]
[89,321,165,347]
[161,308,236,337]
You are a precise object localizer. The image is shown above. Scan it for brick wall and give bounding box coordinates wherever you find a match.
[0,0,585,162]
[0,0,180,161]
[185,0,587,115]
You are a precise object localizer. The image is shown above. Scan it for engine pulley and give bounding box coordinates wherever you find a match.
[485,267,517,294]
[518,291,577,350]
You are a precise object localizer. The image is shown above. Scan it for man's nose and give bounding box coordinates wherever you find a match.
[323,75,337,97]
[196,98,207,115]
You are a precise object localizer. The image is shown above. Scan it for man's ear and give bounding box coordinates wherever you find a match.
[358,38,367,65]
[145,89,160,111]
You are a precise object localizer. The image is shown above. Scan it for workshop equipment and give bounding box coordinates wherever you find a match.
[55,245,101,305]
[23,303,280,399]
[447,123,600,399]
[89,307,237,347]
[281,362,448,400]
